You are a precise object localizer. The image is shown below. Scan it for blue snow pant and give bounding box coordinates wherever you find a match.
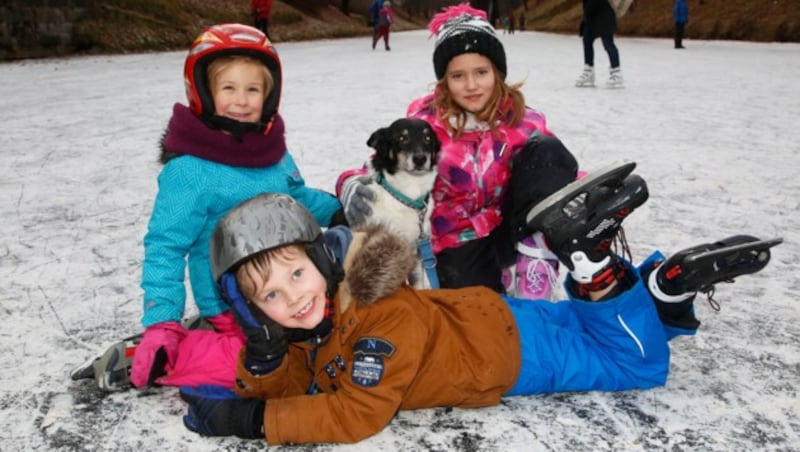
[505,252,691,396]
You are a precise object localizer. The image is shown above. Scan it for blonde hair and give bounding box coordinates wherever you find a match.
[235,244,307,300]
[208,55,273,100]
[431,63,526,138]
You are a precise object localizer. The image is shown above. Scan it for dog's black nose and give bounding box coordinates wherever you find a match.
[413,154,428,168]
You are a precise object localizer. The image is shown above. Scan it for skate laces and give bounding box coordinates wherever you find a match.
[514,233,560,300]
[524,258,559,296]
[699,283,729,312]
[611,227,633,264]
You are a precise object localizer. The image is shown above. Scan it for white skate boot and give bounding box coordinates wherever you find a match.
[575,65,595,87]
[606,67,624,88]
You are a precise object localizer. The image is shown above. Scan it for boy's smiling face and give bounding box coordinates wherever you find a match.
[244,248,328,330]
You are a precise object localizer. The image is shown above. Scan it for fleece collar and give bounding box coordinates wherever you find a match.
[161,103,286,167]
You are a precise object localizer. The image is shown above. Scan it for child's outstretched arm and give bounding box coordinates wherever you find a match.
[279,152,342,226]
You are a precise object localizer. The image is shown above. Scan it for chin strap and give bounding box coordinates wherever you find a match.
[201,114,270,140]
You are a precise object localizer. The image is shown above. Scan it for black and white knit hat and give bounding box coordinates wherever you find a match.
[429,4,507,80]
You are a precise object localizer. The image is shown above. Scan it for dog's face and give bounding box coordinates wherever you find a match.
[367,118,441,175]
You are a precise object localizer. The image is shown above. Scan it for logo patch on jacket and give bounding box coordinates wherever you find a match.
[351,337,395,387]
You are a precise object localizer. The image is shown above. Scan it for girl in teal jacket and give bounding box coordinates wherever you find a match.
[132,24,341,389]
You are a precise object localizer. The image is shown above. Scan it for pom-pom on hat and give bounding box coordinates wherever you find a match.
[429,3,506,80]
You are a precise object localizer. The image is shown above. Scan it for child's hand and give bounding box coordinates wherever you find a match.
[130,321,186,388]
[219,273,290,373]
[340,175,375,226]
[235,307,290,371]
[180,385,264,439]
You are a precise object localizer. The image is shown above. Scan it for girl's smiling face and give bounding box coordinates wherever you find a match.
[445,53,497,114]
[211,60,266,123]
[244,249,328,330]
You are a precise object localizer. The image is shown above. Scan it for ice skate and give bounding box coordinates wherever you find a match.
[526,161,648,283]
[606,67,624,89]
[575,65,595,87]
[71,333,142,392]
[653,235,782,296]
[71,316,211,391]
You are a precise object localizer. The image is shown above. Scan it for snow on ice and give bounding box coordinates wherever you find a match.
[1,30,799,451]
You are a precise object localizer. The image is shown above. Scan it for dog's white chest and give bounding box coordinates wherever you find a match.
[367,179,431,244]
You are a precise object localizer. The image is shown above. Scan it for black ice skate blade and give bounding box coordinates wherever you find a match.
[526,161,637,229]
[70,359,97,380]
[684,237,783,286]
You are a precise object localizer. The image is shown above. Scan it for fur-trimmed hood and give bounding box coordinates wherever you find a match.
[336,224,416,313]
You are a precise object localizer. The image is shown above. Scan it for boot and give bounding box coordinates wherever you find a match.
[575,65,595,87]
[507,233,560,300]
[71,333,142,392]
[527,162,648,284]
[606,67,624,88]
[648,235,781,299]
[71,315,212,392]
[645,235,781,331]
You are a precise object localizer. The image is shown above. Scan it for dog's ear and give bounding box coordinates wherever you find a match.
[368,126,395,174]
[367,127,389,152]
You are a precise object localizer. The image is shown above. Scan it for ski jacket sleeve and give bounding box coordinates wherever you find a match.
[141,159,211,326]
[334,161,370,198]
[281,152,342,227]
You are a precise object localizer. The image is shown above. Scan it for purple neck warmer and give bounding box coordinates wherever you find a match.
[162,103,287,167]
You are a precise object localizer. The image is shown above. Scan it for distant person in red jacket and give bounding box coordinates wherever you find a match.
[250,0,273,40]
[372,1,395,51]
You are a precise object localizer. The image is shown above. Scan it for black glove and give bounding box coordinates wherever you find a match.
[219,273,290,374]
[180,385,265,439]
[339,175,375,226]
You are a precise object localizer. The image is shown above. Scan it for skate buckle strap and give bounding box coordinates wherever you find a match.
[577,260,628,297]
[570,251,614,284]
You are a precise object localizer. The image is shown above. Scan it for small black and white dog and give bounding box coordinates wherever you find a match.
[363,118,441,288]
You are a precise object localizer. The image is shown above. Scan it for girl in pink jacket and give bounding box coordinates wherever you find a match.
[372,1,395,51]
[339,4,578,299]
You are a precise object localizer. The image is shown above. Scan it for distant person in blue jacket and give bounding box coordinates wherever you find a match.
[368,0,382,43]
[674,0,689,49]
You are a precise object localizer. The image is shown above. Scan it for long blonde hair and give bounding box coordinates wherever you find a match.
[431,64,526,138]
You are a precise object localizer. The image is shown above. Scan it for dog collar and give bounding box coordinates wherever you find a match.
[375,173,429,210]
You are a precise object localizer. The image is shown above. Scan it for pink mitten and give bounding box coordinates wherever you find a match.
[205,311,245,340]
[156,329,245,388]
[130,321,186,388]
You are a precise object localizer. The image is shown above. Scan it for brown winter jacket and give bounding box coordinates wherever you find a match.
[234,226,522,445]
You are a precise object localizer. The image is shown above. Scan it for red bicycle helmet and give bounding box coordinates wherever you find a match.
[184,23,282,133]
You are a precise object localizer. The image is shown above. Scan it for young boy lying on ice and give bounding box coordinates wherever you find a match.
[179,163,780,445]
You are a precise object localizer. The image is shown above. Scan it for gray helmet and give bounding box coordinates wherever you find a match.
[210,193,321,282]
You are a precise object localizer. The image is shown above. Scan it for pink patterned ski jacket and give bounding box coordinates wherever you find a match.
[406,94,553,253]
